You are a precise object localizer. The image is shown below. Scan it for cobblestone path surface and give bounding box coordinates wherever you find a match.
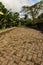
[0,27,43,65]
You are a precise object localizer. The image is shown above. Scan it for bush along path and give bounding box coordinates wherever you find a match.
[0,27,43,65]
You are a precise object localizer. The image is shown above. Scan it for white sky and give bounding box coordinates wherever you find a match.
[0,0,40,12]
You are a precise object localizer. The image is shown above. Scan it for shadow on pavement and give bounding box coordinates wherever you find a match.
[28,26,43,33]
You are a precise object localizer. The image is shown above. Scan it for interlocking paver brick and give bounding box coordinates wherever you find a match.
[0,27,43,65]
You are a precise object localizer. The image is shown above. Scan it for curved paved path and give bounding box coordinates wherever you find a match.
[0,27,43,65]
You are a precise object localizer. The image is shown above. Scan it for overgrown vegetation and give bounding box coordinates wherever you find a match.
[22,0,43,29]
[0,1,43,30]
[0,2,19,29]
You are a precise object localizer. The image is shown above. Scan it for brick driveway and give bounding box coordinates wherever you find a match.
[0,27,43,65]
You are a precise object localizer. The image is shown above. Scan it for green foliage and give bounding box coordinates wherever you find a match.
[0,2,20,29]
[0,1,43,30]
[21,1,43,29]
[22,1,43,20]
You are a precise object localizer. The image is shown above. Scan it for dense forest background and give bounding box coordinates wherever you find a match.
[0,0,43,31]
